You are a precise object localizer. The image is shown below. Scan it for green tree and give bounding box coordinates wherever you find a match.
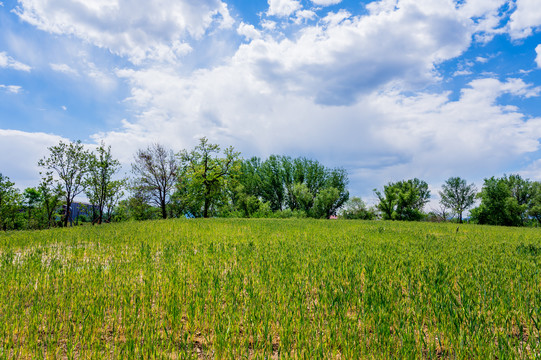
[132,143,178,219]
[470,175,532,226]
[374,179,430,221]
[178,137,240,218]
[0,174,20,230]
[0,174,24,231]
[340,197,376,220]
[311,187,341,219]
[23,187,42,229]
[529,182,541,224]
[85,142,124,224]
[256,155,286,211]
[439,177,477,223]
[38,140,90,227]
[38,172,64,228]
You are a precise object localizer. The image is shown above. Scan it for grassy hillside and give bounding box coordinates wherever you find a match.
[1,219,540,358]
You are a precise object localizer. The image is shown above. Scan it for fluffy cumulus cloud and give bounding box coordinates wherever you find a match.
[14,0,233,64]
[311,0,342,6]
[0,130,67,190]
[267,0,302,17]
[97,50,541,197]
[237,22,261,40]
[536,44,541,68]
[242,0,474,106]
[6,0,541,197]
[0,51,31,71]
[83,0,541,196]
[508,0,541,39]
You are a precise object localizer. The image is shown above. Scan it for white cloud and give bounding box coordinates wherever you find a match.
[453,70,472,76]
[0,85,22,94]
[294,10,317,24]
[96,39,541,196]
[261,20,277,31]
[508,0,541,39]
[536,44,541,68]
[14,0,233,64]
[237,22,261,40]
[0,52,31,71]
[61,105,67,111]
[238,1,472,105]
[267,0,302,17]
[50,63,79,76]
[311,0,342,5]
[476,56,488,63]
[0,130,67,190]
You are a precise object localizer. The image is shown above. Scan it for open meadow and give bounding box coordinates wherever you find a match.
[1,219,541,358]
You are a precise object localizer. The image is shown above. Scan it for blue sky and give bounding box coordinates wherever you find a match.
[1,0,541,206]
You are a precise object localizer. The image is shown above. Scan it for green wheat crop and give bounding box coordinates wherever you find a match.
[0,219,540,358]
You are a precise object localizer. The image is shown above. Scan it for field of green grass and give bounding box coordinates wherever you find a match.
[1,219,541,358]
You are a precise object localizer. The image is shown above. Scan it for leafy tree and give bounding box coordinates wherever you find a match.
[0,174,23,231]
[374,178,430,221]
[38,172,64,228]
[178,137,240,218]
[85,142,124,224]
[340,197,376,220]
[104,180,125,222]
[38,140,90,227]
[311,187,341,219]
[132,143,178,219]
[234,155,349,218]
[470,175,532,226]
[115,193,159,222]
[439,177,477,223]
[258,155,286,211]
[529,182,541,224]
[289,182,313,214]
[23,187,42,229]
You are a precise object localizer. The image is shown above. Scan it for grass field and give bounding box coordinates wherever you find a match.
[1,219,541,359]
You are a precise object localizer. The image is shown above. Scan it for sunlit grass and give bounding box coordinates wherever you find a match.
[1,219,540,358]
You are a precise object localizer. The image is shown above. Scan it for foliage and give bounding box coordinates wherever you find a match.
[115,193,160,222]
[529,182,541,224]
[439,177,477,223]
[38,172,65,228]
[132,143,178,219]
[234,155,349,218]
[85,142,125,224]
[470,175,535,226]
[0,173,23,231]
[339,197,377,220]
[178,137,240,218]
[374,178,430,221]
[38,140,90,227]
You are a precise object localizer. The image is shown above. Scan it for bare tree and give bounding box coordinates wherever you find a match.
[131,143,178,219]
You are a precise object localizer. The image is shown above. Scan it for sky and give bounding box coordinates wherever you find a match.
[1,0,541,207]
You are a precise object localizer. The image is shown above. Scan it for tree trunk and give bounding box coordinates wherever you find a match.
[64,201,70,227]
[161,200,167,219]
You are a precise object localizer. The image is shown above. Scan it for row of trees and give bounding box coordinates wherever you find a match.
[2,137,541,230]
[0,141,124,230]
[339,174,541,227]
[0,138,349,230]
[129,139,349,220]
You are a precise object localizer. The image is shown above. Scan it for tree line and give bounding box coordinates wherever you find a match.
[1,138,541,230]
